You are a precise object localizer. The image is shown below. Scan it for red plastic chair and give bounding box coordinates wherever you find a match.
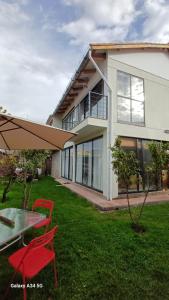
[32,199,54,231]
[4,226,58,300]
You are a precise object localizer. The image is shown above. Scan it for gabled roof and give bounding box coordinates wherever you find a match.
[52,42,169,116]
[90,42,169,51]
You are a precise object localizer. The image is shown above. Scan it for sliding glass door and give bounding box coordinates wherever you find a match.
[75,137,103,191]
[61,146,73,180]
[93,138,103,190]
[76,144,83,183]
[83,142,92,186]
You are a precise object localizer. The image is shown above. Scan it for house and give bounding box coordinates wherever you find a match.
[47,43,169,200]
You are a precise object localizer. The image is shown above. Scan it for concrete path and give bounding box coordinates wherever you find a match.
[56,178,169,211]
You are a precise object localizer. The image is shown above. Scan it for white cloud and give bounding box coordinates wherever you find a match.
[59,0,136,45]
[0,1,29,26]
[0,0,73,123]
[143,0,169,42]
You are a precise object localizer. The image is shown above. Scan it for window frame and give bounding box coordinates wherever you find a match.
[61,146,73,180]
[117,70,145,126]
[75,136,103,192]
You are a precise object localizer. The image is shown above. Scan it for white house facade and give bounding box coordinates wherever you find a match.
[47,43,169,200]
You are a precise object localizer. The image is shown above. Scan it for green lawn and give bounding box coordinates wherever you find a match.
[1,176,169,300]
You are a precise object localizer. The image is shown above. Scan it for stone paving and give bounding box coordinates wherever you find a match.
[56,178,169,211]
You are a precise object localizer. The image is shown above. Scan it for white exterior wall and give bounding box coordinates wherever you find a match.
[51,113,62,128]
[51,151,61,178]
[108,50,169,198]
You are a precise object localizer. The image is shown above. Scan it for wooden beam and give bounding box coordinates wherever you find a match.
[65,97,74,100]
[81,69,96,74]
[76,78,89,83]
[92,53,106,60]
[68,93,78,96]
[64,102,72,105]
[58,110,65,113]
[72,87,83,91]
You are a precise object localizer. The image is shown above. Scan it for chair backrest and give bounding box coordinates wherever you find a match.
[32,199,54,218]
[16,226,58,269]
[28,225,58,251]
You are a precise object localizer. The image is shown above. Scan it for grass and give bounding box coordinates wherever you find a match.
[0,177,169,299]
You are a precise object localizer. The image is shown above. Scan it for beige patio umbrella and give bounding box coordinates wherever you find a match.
[0,113,76,150]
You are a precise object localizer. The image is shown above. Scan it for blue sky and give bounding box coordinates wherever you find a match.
[0,0,169,122]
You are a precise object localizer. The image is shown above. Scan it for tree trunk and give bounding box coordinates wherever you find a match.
[1,177,13,202]
[126,184,134,224]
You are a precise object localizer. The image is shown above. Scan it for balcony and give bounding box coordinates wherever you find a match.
[62,91,108,131]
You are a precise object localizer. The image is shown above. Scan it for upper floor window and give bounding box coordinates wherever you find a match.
[117,71,145,125]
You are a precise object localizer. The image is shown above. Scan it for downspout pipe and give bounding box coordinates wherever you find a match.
[88,49,113,201]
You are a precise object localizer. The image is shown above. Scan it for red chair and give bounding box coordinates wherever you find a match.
[4,226,58,300]
[32,199,54,231]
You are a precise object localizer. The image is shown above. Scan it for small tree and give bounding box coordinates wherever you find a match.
[111,138,149,232]
[18,150,50,209]
[0,154,17,202]
[148,141,169,190]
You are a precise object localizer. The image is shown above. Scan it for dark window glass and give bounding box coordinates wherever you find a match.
[119,138,138,193]
[69,147,73,180]
[61,151,65,177]
[93,138,103,190]
[83,142,92,186]
[84,96,89,118]
[75,137,103,191]
[61,147,73,180]
[76,144,83,183]
[118,137,165,194]
[64,148,69,179]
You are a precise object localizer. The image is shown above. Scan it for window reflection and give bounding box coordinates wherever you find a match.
[119,137,138,193]
[61,147,73,180]
[117,71,130,97]
[132,101,144,124]
[117,97,130,122]
[76,137,103,191]
[117,71,145,125]
[118,137,165,194]
[131,76,144,102]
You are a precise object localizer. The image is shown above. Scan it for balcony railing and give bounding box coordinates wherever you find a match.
[62,91,108,131]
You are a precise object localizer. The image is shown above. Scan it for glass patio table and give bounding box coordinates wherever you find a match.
[0,208,46,252]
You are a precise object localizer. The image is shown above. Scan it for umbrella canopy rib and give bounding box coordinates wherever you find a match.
[0,127,21,133]
[0,132,10,150]
[10,119,62,150]
[0,118,14,130]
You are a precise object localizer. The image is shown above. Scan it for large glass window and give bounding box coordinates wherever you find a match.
[93,138,103,190]
[69,147,73,181]
[118,137,165,194]
[119,138,138,193]
[83,142,92,186]
[76,137,103,191]
[61,146,73,180]
[117,71,144,125]
[76,144,83,183]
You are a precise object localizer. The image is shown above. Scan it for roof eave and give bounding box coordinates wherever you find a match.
[90,42,169,51]
[53,49,90,116]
